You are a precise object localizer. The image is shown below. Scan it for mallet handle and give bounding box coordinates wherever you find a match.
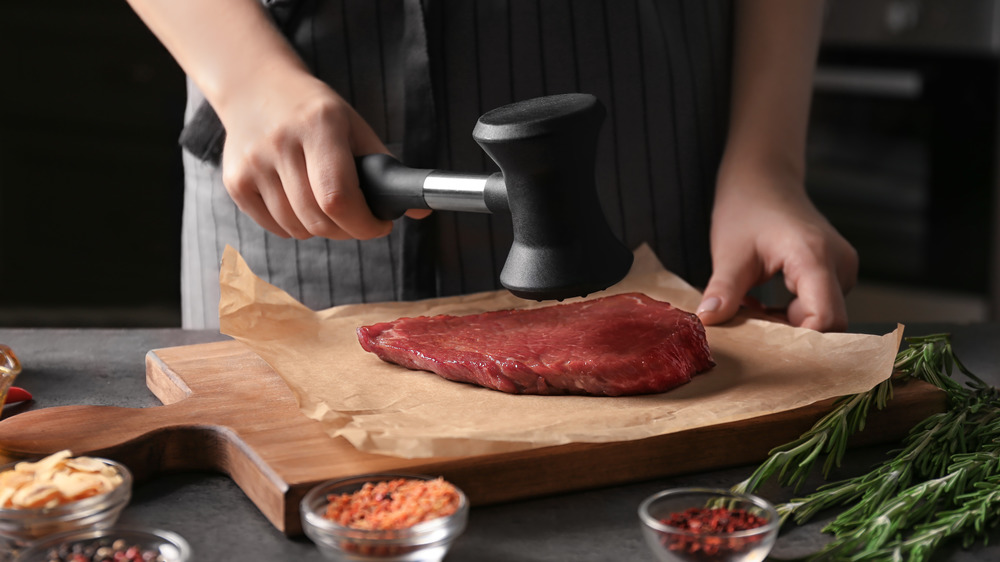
[357,153,506,220]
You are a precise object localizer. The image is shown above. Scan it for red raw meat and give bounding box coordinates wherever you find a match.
[356,292,715,396]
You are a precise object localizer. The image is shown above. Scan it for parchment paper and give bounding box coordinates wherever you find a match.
[219,245,903,459]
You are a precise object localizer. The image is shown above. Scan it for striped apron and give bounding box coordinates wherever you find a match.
[178,0,733,329]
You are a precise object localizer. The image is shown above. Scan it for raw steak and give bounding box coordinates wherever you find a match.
[356,292,715,396]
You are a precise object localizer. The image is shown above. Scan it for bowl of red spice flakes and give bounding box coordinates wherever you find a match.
[300,473,468,561]
[638,487,779,562]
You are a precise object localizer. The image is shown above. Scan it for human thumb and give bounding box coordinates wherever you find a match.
[696,263,757,326]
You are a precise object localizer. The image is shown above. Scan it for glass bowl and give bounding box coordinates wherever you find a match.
[301,473,469,562]
[0,457,132,560]
[0,343,23,407]
[638,487,779,562]
[13,525,191,562]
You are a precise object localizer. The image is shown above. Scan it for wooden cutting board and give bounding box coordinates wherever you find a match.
[0,339,946,536]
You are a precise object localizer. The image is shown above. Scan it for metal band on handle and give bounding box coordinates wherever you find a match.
[423,173,490,213]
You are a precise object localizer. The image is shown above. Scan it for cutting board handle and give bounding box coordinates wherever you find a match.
[0,402,203,473]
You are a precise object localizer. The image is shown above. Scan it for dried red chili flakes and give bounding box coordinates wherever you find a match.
[323,477,461,531]
[663,506,767,534]
[659,506,769,557]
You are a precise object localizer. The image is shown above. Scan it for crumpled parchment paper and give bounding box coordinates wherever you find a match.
[219,245,902,459]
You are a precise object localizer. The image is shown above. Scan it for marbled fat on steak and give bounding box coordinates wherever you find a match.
[356,293,715,396]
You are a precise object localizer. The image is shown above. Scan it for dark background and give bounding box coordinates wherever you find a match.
[0,1,185,327]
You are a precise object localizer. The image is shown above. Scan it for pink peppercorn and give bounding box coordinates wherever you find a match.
[659,506,769,557]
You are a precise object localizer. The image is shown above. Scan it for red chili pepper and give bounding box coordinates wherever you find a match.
[3,387,32,405]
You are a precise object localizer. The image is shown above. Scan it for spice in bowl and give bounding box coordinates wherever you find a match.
[0,451,124,510]
[324,477,461,531]
[0,451,132,558]
[33,536,163,561]
[13,526,191,562]
[301,474,468,561]
[659,505,769,556]
[638,487,779,562]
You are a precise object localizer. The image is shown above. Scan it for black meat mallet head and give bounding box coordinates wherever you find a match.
[356,93,634,301]
[472,93,634,300]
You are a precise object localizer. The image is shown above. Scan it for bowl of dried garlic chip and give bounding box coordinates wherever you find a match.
[0,450,131,559]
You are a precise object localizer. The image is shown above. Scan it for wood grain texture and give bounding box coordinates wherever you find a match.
[0,339,947,536]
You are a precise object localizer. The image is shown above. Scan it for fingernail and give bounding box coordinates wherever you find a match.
[697,296,720,315]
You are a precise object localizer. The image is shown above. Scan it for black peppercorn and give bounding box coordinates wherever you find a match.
[40,538,166,562]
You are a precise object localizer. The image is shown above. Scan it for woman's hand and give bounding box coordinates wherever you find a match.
[696,0,855,332]
[126,0,431,241]
[697,173,858,332]
[219,72,393,240]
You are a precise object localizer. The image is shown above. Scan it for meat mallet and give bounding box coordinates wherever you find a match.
[356,92,633,301]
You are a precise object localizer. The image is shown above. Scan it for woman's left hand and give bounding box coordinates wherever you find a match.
[696,174,858,332]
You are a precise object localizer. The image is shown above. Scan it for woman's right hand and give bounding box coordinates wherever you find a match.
[125,0,425,241]
[219,71,395,240]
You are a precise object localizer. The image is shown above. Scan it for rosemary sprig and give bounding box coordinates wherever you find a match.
[778,407,964,526]
[732,334,958,497]
[780,400,1000,529]
[733,332,1000,561]
[807,436,1000,561]
[732,384,893,496]
[883,473,1000,560]
[896,334,988,399]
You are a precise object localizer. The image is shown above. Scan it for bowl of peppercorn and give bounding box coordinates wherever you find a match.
[301,473,469,561]
[638,487,779,562]
[13,526,191,562]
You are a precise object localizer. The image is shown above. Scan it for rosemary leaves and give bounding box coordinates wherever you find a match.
[733,334,1000,561]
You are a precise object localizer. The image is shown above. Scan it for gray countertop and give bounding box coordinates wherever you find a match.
[1,324,998,561]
